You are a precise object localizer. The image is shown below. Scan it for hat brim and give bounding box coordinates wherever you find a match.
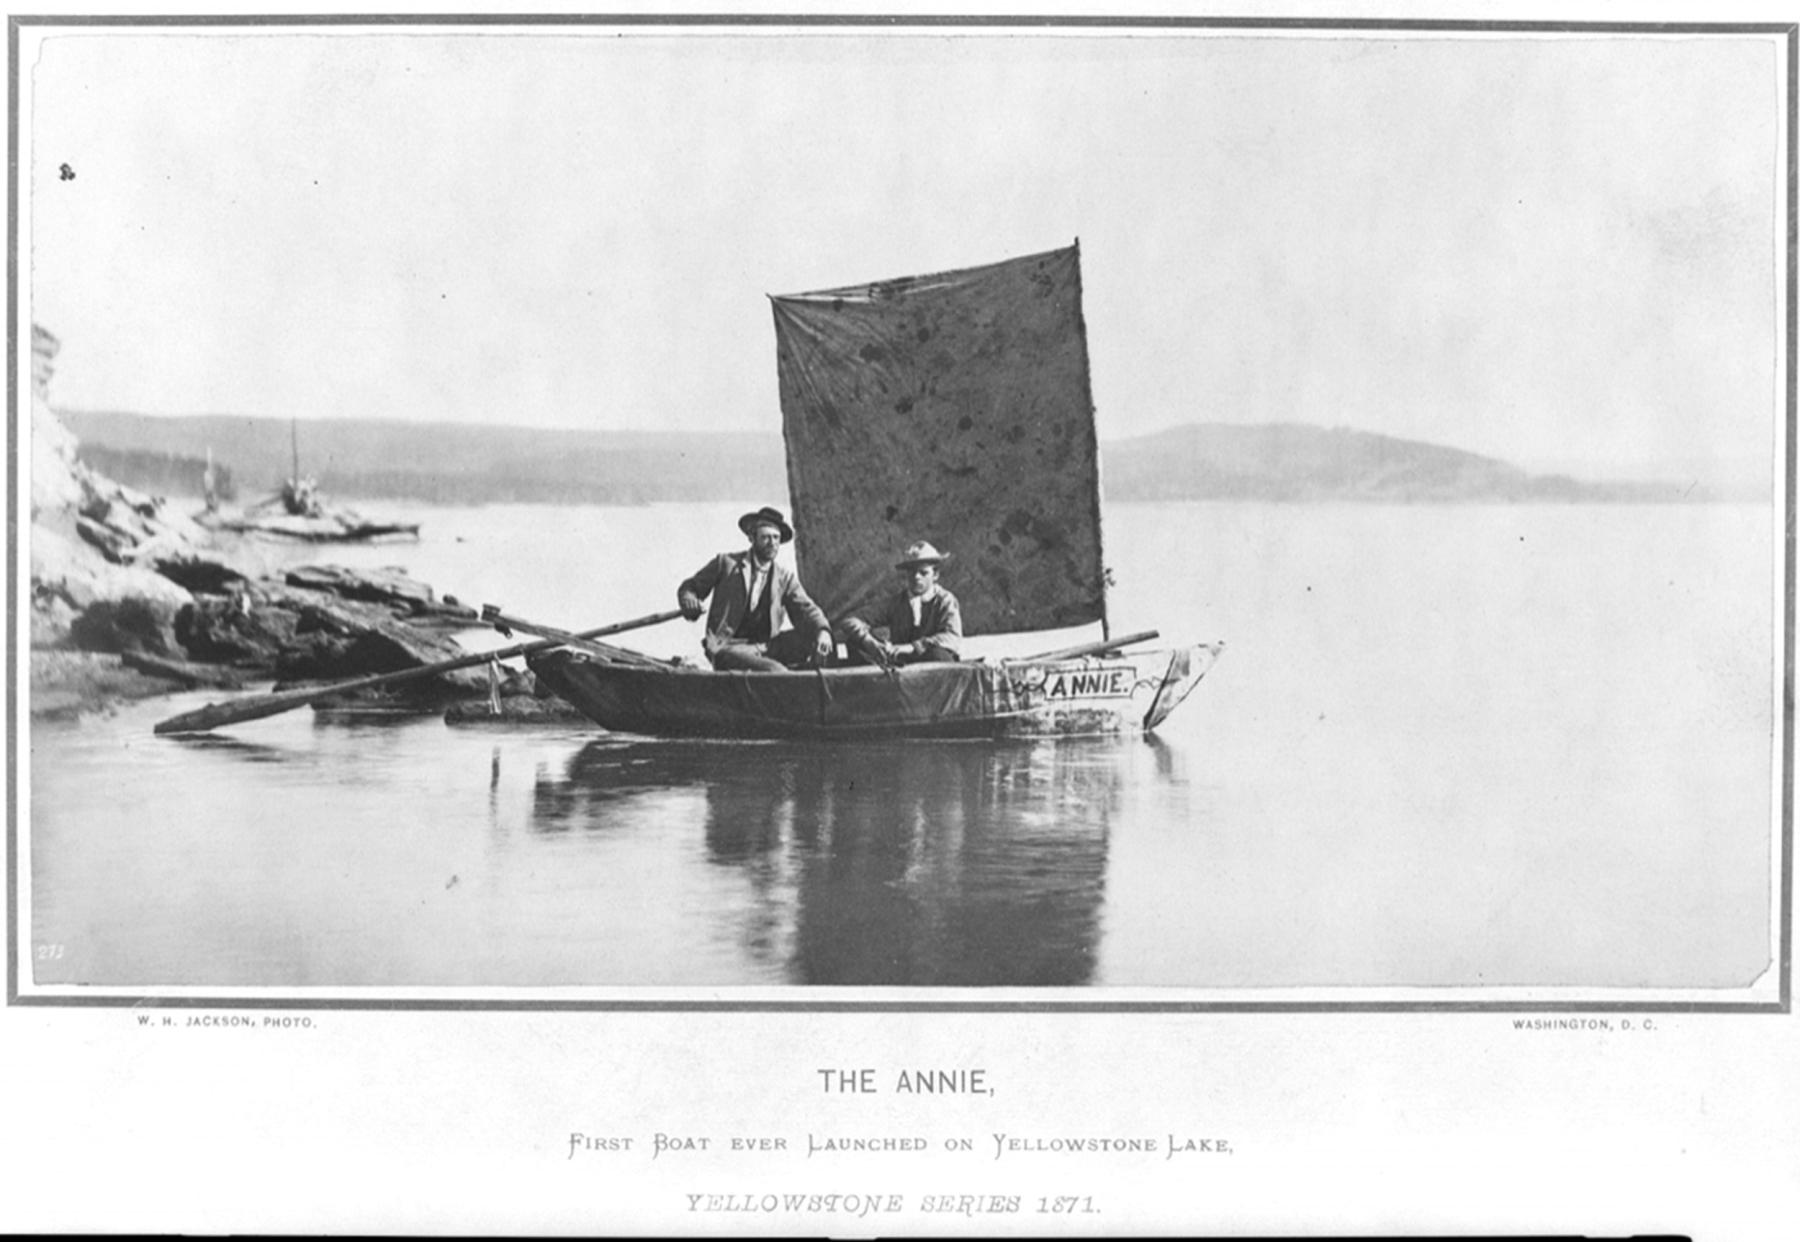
[896,555,948,570]
[738,512,794,543]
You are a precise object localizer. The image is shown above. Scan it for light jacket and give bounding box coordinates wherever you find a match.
[839,585,963,657]
[680,551,832,658]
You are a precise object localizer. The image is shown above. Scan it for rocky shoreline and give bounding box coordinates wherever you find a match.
[29,370,573,726]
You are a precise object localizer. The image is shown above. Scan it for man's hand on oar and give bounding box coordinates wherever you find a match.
[479,606,670,666]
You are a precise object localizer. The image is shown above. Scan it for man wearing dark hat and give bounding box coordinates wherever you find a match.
[838,541,963,669]
[677,506,834,671]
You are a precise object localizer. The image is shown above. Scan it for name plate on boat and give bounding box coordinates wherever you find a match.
[1039,667,1133,701]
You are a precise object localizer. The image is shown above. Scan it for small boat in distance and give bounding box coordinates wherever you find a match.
[199,476,422,543]
[198,422,421,543]
[530,242,1223,739]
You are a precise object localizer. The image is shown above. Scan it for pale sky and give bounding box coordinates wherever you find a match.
[23,23,1785,476]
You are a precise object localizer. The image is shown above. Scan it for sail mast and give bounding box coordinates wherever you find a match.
[1069,238,1111,644]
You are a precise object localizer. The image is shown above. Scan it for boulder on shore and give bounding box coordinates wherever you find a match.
[31,525,197,650]
[274,606,490,704]
[152,552,254,595]
[67,596,186,659]
[30,381,208,656]
[25,340,570,723]
[283,564,476,623]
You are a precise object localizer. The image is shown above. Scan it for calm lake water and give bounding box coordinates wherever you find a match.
[26,500,1779,991]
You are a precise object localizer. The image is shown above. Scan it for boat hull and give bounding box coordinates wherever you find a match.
[528,644,1223,740]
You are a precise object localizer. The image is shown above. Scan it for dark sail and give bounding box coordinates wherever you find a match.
[770,243,1106,636]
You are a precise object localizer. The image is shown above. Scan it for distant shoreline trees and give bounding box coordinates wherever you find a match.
[74,445,237,503]
[58,411,1753,507]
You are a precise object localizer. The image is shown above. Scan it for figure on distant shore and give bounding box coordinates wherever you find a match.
[838,541,963,669]
[281,475,323,518]
[678,506,834,671]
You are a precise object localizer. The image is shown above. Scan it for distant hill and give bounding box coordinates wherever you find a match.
[57,411,787,505]
[56,410,1729,506]
[1100,423,1716,503]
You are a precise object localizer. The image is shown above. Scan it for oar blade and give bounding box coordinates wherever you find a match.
[154,688,326,735]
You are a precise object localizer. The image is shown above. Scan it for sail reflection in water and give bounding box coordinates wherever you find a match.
[530,738,1180,986]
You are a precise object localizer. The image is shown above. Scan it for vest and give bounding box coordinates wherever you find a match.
[733,570,774,643]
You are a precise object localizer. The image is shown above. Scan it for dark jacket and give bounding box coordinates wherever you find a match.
[679,551,832,658]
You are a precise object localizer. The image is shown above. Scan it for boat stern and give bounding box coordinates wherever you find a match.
[993,642,1223,737]
[1142,641,1224,733]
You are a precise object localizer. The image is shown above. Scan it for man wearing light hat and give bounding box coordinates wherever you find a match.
[838,541,963,668]
[678,506,834,671]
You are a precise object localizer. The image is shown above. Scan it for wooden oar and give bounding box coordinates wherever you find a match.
[153,607,683,735]
[479,606,667,667]
[1017,629,1159,663]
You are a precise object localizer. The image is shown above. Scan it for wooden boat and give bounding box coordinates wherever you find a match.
[530,242,1223,739]
[199,508,421,543]
[532,642,1219,740]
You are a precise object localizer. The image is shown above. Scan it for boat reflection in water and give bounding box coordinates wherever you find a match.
[529,736,1183,986]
